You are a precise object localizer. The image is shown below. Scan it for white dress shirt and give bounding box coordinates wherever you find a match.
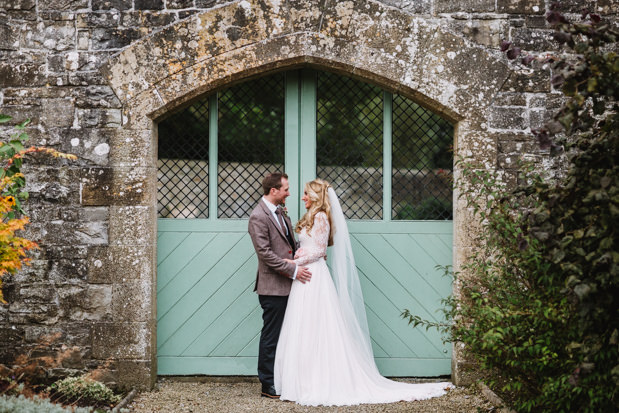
[262,197,297,279]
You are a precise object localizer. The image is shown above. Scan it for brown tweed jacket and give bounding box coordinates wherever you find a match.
[248,199,298,296]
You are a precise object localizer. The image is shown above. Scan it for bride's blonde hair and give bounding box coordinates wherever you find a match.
[295,179,334,246]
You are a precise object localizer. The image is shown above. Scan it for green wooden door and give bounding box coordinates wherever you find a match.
[156,70,453,376]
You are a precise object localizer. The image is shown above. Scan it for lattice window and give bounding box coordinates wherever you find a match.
[316,71,384,220]
[217,73,286,218]
[157,99,210,218]
[392,96,453,220]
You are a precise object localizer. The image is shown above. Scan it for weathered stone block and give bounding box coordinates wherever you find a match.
[449,19,506,48]
[81,167,154,206]
[489,107,527,130]
[502,66,550,93]
[56,284,112,322]
[134,0,164,10]
[92,322,150,359]
[39,0,89,11]
[511,28,556,52]
[92,0,132,11]
[120,10,176,27]
[497,0,544,14]
[74,85,121,108]
[112,281,151,322]
[0,23,20,51]
[87,245,154,284]
[492,92,527,106]
[287,0,327,32]
[41,98,75,128]
[109,130,156,167]
[20,22,76,51]
[77,108,122,128]
[167,0,193,8]
[91,28,144,50]
[108,206,155,246]
[435,0,495,13]
[400,0,431,14]
[0,63,49,87]
[77,11,121,28]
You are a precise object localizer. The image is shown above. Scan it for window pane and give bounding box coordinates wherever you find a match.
[392,96,453,220]
[316,71,383,220]
[157,98,209,218]
[218,73,286,218]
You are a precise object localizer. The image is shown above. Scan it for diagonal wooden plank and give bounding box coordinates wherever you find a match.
[352,234,442,321]
[157,234,254,350]
[157,232,190,266]
[352,237,447,356]
[237,331,261,357]
[187,284,257,356]
[157,232,217,293]
[359,267,445,358]
[210,304,262,356]
[384,233,447,297]
[157,232,244,322]
[182,258,258,355]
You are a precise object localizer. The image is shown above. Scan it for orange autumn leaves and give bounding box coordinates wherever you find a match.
[0,115,76,303]
[0,173,37,303]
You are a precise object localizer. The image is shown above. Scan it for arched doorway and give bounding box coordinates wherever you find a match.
[156,69,453,376]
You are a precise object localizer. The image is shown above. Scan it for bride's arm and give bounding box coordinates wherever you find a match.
[293,212,329,266]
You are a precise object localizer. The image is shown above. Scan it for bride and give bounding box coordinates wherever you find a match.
[274,179,451,406]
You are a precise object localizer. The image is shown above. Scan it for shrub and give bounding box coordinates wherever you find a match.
[0,394,92,413]
[404,5,617,412]
[48,376,121,408]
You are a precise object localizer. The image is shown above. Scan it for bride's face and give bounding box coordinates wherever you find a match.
[301,191,312,210]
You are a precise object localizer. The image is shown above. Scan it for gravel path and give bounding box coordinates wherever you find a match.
[127,378,496,412]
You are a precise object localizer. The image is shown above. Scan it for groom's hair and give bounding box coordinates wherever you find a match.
[262,172,288,195]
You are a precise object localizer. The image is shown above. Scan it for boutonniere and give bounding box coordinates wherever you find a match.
[278,204,289,217]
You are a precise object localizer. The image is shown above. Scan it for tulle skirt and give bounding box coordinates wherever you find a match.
[273,259,452,406]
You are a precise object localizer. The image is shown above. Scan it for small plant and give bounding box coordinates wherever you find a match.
[48,376,121,408]
[0,394,92,413]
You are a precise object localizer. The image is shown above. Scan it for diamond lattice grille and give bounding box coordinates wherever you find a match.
[157,99,210,218]
[316,71,383,220]
[392,95,453,220]
[217,73,285,218]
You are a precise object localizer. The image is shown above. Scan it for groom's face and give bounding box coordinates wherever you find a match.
[271,178,290,205]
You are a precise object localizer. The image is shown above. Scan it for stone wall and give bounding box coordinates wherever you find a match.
[0,0,617,390]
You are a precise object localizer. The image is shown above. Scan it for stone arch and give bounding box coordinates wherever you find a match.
[99,0,513,387]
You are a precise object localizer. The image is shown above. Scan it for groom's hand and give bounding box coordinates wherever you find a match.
[296,266,312,283]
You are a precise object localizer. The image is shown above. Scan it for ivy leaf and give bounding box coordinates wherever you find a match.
[506,47,521,60]
[0,114,11,124]
[500,40,511,52]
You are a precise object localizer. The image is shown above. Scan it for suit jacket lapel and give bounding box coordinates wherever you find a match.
[259,200,287,241]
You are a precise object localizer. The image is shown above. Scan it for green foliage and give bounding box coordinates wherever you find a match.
[0,394,92,413]
[404,6,617,412]
[48,376,121,408]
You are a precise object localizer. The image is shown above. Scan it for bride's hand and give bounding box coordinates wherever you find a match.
[283,258,295,264]
[294,248,305,259]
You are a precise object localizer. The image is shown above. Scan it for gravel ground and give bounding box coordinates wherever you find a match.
[127,378,497,412]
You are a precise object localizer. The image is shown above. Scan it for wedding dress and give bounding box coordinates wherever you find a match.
[273,190,452,406]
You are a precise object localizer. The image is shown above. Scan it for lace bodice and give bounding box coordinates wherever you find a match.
[294,212,329,266]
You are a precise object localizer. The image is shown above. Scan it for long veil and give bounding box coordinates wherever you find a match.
[327,187,376,363]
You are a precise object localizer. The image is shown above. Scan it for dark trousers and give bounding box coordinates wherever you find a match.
[258,295,288,388]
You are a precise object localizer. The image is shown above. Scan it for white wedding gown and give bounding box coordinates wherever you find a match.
[274,212,451,406]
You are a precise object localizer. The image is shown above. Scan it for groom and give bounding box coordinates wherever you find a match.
[248,172,312,399]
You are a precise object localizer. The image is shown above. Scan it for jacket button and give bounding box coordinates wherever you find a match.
[288,250,292,254]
